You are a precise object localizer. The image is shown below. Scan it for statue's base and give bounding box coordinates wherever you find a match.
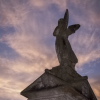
[21,66,97,100]
[27,85,88,100]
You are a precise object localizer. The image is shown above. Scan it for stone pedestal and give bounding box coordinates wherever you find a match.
[21,66,97,100]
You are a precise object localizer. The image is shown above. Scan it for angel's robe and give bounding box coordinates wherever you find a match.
[53,25,78,66]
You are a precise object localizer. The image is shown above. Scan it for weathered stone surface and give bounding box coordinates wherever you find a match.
[20,9,97,100]
[21,70,97,100]
[27,85,89,100]
[53,9,80,69]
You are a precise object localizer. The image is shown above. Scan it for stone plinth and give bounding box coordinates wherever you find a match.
[21,70,97,100]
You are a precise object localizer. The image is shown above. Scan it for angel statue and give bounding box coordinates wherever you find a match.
[21,9,97,100]
[53,9,80,69]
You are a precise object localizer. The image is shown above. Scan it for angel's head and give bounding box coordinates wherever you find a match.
[58,18,64,26]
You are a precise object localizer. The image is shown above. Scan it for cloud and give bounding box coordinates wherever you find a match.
[0,0,29,27]
[0,56,44,100]
[89,78,100,100]
[0,0,59,71]
[0,0,100,100]
[0,76,25,100]
[1,0,99,69]
[68,0,100,26]
[29,0,68,11]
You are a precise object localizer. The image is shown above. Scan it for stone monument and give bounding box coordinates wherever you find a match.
[21,9,97,100]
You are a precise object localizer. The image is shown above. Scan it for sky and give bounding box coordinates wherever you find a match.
[0,0,100,100]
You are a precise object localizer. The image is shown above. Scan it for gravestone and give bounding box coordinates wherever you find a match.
[20,9,97,100]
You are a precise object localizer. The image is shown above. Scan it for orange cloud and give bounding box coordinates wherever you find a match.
[29,0,68,11]
[89,78,100,100]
